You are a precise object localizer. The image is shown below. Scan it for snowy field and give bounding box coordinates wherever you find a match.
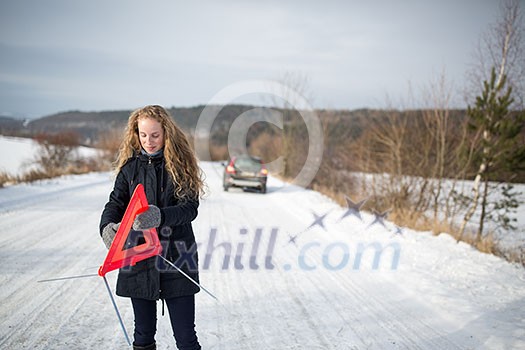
[1,160,525,349]
[0,135,98,176]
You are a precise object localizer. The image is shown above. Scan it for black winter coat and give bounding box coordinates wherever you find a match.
[100,152,200,300]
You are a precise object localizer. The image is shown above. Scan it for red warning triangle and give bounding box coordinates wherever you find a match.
[98,184,162,277]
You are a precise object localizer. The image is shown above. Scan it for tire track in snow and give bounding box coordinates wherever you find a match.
[267,212,464,349]
[271,221,466,348]
[0,176,111,214]
[195,172,370,348]
[0,175,115,349]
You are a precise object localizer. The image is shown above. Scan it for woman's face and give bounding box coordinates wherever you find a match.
[137,117,165,154]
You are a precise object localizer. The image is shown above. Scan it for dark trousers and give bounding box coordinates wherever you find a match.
[131,295,201,350]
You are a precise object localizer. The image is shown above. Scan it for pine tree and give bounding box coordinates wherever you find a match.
[459,68,525,242]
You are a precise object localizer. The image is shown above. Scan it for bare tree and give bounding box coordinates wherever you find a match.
[418,72,480,234]
[33,132,80,176]
[269,71,314,178]
[460,0,525,240]
[421,73,453,224]
[348,72,477,232]
[95,128,123,162]
[466,0,525,107]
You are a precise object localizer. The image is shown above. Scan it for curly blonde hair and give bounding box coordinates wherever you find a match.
[115,105,204,199]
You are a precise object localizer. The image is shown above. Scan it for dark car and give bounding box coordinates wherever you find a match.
[223,155,268,193]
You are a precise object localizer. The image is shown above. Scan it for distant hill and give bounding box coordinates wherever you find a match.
[25,110,130,144]
[0,116,26,135]
[0,104,269,145]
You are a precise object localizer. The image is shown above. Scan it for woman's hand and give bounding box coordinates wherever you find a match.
[101,222,120,249]
[133,205,162,230]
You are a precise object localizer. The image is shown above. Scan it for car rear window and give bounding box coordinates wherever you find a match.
[234,157,261,172]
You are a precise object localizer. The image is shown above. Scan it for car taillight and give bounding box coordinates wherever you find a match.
[226,165,236,174]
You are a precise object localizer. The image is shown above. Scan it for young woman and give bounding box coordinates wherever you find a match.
[100,105,204,350]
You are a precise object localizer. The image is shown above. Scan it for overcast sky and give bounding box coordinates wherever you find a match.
[0,0,503,118]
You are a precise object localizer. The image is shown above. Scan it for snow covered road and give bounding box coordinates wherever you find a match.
[1,162,524,349]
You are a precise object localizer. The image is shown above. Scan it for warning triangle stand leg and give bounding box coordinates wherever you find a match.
[103,276,131,346]
[157,254,219,301]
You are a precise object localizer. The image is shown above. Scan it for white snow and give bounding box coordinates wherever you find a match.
[0,135,99,176]
[0,162,524,349]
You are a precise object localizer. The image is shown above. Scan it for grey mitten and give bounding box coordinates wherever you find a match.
[101,222,120,249]
[133,205,162,230]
